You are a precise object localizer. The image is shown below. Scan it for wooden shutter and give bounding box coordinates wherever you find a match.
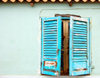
[41,17,62,76]
[69,16,91,76]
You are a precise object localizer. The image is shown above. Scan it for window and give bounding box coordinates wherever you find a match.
[41,16,91,76]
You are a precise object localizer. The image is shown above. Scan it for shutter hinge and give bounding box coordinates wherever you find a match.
[57,49,59,55]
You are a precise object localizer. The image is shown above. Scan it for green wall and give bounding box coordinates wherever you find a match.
[0,3,100,75]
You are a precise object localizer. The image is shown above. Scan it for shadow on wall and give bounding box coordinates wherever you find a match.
[40,76,92,78]
[0,76,94,78]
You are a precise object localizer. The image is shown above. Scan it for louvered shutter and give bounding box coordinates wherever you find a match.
[41,17,62,76]
[69,16,91,76]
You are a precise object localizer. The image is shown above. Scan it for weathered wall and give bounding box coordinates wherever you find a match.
[0,3,99,76]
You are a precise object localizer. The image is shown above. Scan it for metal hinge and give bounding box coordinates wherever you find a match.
[57,49,59,55]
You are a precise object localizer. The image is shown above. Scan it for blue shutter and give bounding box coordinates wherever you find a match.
[41,16,62,76]
[69,16,91,76]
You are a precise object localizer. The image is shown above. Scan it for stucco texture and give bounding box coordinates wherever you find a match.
[0,3,99,76]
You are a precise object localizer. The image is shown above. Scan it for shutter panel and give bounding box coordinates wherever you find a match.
[41,17,62,76]
[69,16,91,76]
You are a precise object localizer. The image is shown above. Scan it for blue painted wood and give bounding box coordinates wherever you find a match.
[41,16,62,76]
[69,16,91,76]
[73,24,87,27]
[74,21,87,25]
[61,17,70,20]
[41,17,44,75]
[88,18,91,74]
[44,24,57,26]
[69,16,73,76]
